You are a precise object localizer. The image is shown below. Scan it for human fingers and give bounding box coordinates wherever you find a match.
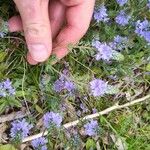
[52,0,95,60]
[13,0,52,62]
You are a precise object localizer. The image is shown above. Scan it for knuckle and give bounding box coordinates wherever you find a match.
[25,23,48,37]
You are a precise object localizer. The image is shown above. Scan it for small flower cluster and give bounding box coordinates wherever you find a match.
[92,41,113,61]
[32,137,48,150]
[92,37,126,62]
[10,119,33,140]
[94,3,131,26]
[90,78,119,97]
[43,111,63,128]
[110,35,129,51]
[135,19,150,43]
[76,102,89,117]
[116,0,128,6]
[84,120,99,136]
[94,3,109,22]
[0,79,15,97]
[0,20,8,38]
[90,79,108,97]
[53,70,75,93]
[115,10,131,26]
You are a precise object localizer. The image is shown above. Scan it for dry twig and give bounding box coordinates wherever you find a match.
[0,110,30,123]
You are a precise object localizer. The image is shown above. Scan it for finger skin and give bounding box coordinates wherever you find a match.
[9,1,66,39]
[8,16,23,32]
[60,0,84,6]
[9,0,66,65]
[52,0,95,59]
[49,0,66,39]
[27,52,38,65]
[13,0,52,62]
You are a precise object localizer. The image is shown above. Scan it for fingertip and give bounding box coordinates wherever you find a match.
[52,46,68,60]
[28,44,50,62]
[27,53,39,65]
[8,16,23,32]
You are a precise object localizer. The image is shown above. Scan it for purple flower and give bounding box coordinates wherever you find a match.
[0,21,8,38]
[110,35,128,51]
[93,41,113,61]
[53,79,65,92]
[90,79,108,97]
[135,19,150,43]
[64,81,75,92]
[0,32,6,38]
[92,108,98,114]
[3,79,12,89]
[84,120,99,136]
[76,110,82,117]
[116,0,128,6]
[92,40,101,49]
[94,4,109,22]
[32,137,48,150]
[10,119,33,140]
[0,79,15,97]
[80,103,88,113]
[53,70,75,93]
[115,10,131,26]
[43,112,63,128]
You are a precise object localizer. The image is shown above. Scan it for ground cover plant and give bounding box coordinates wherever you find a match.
[0,0,150,149]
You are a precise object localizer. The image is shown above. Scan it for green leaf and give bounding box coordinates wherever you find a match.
[146,64,150,71]
[0,144,17,150]
[0,102,6,114]
[35,104,43,114]
[86,138,96,150]
[0,51,7,62]
[112,51,124,61]
[15,91,24,97]
[106,85,119,95]
[8,98,22,107]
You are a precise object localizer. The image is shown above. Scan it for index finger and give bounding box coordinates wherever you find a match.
[52,0,95,60]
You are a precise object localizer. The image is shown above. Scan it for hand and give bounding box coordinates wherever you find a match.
[9,0,95,65]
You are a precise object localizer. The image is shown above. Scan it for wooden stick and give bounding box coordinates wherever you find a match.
[0,111,29,123]
[22,94,150,143]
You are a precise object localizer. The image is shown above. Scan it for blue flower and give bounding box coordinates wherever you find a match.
[116,0,128,6]
[10,119,33,140]
[115,10,131,26]
[32,137,48,150]
[43,112,63,128]
[90,79,108,97]
[0,21,8,38]
[84,120,99,136]
[110,35,129,51]
[92,108,98,114]
[53,70,75,93]
[94,4,109,22]
[147,0,150,9]
[80,103,88,113]
[135,19,150,43]
[0,79,16,97]
[93,41,113,61]
[0,32,6,38]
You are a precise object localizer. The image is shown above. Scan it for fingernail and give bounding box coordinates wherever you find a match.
[28,44,48,62]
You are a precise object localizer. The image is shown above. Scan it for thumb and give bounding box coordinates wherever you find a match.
[14,0,52,62]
